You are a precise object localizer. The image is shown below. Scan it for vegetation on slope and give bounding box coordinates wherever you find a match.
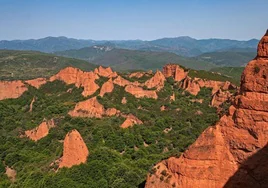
[0,50,97,80]
[91,49,216,71]
[210,67,245,85]
[0,76,220,187]
[194,51,256,67]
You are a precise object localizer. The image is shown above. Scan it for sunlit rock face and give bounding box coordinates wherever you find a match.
[145,71,166,91]
[25,119,55,141]
[59,129,89,168]
[162,64,188,82]
[0,80,28,100]
[99,78,114,97]
[145,30,268,188]
[25,78,47,89]
[49,67,99,97]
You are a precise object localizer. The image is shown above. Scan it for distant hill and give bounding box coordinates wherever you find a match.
[0,36,259,57]
[210,67,245,85]
[55,47,216,71]
[0,50,96,80]
[194,51,256,67]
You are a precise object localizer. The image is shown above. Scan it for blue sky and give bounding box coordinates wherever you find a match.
[0,0,267,40]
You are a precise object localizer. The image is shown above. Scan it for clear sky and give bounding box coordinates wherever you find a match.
[0,0,267,40]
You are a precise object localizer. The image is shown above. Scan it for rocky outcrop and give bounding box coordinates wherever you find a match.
[50,67,99,97]
[113,76,139,87]
[145,31,268,188]
[170,92,175,102]
[68,96,120,118]
[25,78,47,89]
[211,89,232,109]
[25,119,55,141]
[59,129,89,168]
[99,78,114,97]
[129,72,146,78]
[162,64,188,82]
[5,166,16,182]
[94,66,117,78]
[121,97,127,104]
[28,96,36,112]
[145,71,166,91]
[121,114,143,128]
[180,77,236,96]
[0,80,28,100]
[125,85,158,99]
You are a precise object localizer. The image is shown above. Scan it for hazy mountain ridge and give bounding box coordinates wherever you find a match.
[0,36,258,57]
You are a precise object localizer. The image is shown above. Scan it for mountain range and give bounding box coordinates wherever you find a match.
[0,36,258,57]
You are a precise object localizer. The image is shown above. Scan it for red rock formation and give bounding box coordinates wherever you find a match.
[211,89,232,109]
[5,166,16,182]
[180,76,201,95]
[180,77,237,96]
[94,66,117,78]
[145,71,166,91]
[69,96,120,118]
[145,31,268,188]
[162,64,188,82]
[121,97,127,104]
[25,78,47,89]
[121,114,143,128]
[28,96,36,112]
[25,119,55,141]
[99,78,114,97]
[50,67,99,97]
[160,105,166,111]
[125,85,158,99]
[113,75,134,87]
[0,80,28,100]
[170,92,175,102]
[129,72,145,78]
[59,129,89,168]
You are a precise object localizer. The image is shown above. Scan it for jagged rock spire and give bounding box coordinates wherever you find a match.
[257,29,268,58]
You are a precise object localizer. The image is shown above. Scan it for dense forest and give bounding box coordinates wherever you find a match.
[0,73,222,187]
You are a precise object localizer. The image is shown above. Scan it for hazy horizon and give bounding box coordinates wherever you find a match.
[0,0,267,41]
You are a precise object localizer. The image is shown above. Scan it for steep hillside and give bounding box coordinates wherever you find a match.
[210,67,244,84]
[195,51,256,67]
[0,63,238,187]
[0,50,97,80]
[91,49,216,71]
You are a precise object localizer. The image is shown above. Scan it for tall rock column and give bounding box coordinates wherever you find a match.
[145,30,268,188]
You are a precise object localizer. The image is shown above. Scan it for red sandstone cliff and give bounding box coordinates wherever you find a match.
[145,71,166,91]
[99,78,114,97]
[145,31,268,188]
[59,129,89,168]
[25,78,47,89]
[25,119,55,141]
[121,114,143,128]
[163,64,188,82]
[50,67,99,97]
[94,66,117,78]
[125,85,158,99]
[68,96,120,118]
[0,80,28,100]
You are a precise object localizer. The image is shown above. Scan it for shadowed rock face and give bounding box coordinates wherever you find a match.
[0,80,28,100]
[59,129,89,168]
[145,30,268,188]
